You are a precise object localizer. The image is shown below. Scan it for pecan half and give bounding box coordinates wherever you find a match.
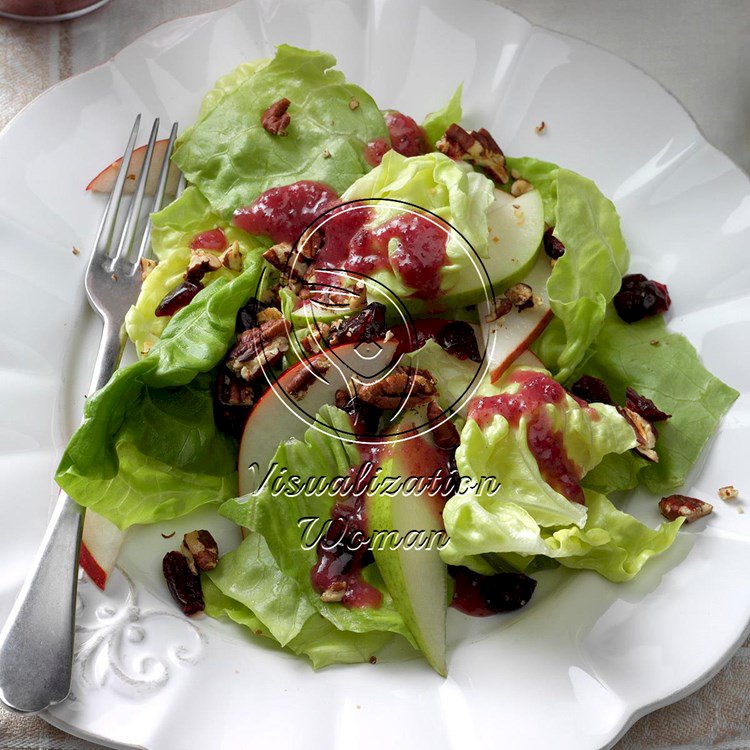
[427,401,460,451]
[181,530,219,574]
[226,317,291,381]
[286,356,331,400]
[261,97,291,135]
[618,406,659,462]
[659,495,713,523]
[437,124,509,183]
[185,249,222,283]
[354,366,437,410]
[162,551,204,615]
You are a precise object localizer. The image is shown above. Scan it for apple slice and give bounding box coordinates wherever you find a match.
[87,139,180,196]
[480,252,553,383]
[366,409,448,675]
[79,510,126,589]
[238,338,397,495]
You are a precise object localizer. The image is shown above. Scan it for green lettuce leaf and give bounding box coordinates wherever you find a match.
[56,258,265,528]
[439,364,681,581]
[220,405,415,643]
[421,85,462,148]
[125,187,269,357]
[341,150,494,301]
[506,158,629,381]
[577,311,738,494]
[204,534,391,668]
[172,45,388,217]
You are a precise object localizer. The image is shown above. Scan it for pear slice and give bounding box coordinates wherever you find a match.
[367,413,449,675]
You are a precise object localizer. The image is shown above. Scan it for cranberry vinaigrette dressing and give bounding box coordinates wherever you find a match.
[469,370,590,505]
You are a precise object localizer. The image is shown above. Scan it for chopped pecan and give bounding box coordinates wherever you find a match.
[718,485,739,501]
[226,317,291,381]
[427,401,460,450]
[321,580,347,603]
[185,249,222,283]
[659,495,713,523]
[437,124,509,183]
[348,97,360,111]
[535,121,546,134]
[510,179,534,197]
[298,227,323,261]
[219,240,243,271]
[287,356,331,400]
[300,323,333,353]
[140,257,157,281]
[505,282,534,310]
[162,551,204,615]
[263,242,308,281]
[354,366,437,410]
[625,386,671,423]
[261,97,291,135]
[485,297,513,323]
[618,406,659,462]
[181,530,219,574]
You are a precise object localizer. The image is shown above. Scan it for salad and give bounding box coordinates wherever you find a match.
[60,46,737,675]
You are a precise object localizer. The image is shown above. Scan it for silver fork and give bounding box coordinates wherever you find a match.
[0,115,180,714]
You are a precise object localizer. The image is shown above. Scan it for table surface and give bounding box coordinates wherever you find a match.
[0,1,748,749]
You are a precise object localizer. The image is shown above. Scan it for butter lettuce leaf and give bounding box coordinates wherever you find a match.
[204,534,391,669]
[56,257,265,528]
[421,85,462,148]
[341,150,494,301]
[439,365,680,581]
[172,45,388,217]
[220,405,415,643]
[125,187,268,357]
[577,312,739,494]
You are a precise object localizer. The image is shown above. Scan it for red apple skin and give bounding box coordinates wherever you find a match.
[86,139,179,196]
[79,542,108,590]
[489,309,553,383]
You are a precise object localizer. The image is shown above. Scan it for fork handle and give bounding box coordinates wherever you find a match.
[0,319,125,713]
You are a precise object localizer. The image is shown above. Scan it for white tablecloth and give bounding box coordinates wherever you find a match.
[0,1,748,748]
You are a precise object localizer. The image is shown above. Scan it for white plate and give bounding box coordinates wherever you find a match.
[1,0,749,748]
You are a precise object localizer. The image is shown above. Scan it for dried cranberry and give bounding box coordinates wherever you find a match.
[329,302,387,345]
[625,386,671,423]
[235,297,270,332]
[435,320,481,362]
[613,274,671,323]
[155,280,203,317]
[570,375,613,405]
[162,551,204,615]
[335,389,382,435]
[543,227,565,259]
[449,566,537,616]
